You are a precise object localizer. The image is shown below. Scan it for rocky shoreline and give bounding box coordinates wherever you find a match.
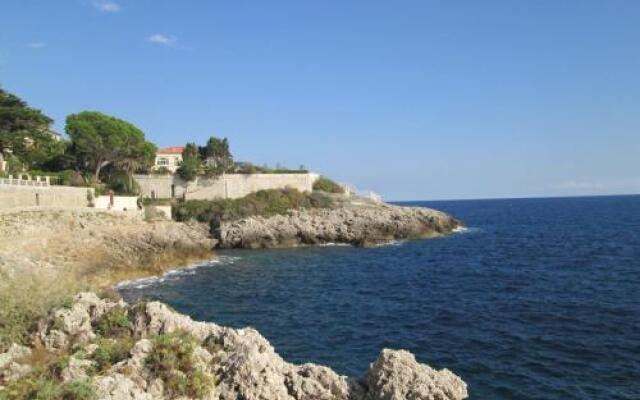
[216,197,462,249]
[0,292,468,399]
[0,203,469,399]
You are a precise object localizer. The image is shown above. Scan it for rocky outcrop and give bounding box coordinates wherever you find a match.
[0,344,32,383]
[217,198,461,249]
[0,293,468,400]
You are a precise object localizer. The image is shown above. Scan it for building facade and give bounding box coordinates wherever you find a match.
[153,146,184,172]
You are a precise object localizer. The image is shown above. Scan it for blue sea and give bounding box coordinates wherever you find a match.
[119,195,640,400]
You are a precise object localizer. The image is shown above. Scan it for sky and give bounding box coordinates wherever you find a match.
[1,1,639,200]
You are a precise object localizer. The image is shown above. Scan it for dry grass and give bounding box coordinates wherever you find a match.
[0,270,89,351]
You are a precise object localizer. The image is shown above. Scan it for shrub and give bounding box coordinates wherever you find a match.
[173,188,334,224]
[59,380,96,400]
[92,337,134,372]
[93,307,131,337]
[145,334,213,398]
[1,355,96,400]
[313,176,344,194]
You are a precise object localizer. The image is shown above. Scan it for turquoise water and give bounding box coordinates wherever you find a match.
[120,195,640,399]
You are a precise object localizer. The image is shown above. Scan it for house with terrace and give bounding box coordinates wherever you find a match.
[153,146,184,173]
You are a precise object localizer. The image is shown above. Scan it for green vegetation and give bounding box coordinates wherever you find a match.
[177,137,234,181]
[65,111,156,183]
[0,352,96,400]
[173,188,334,224]
[146,333,214,398]
[176,145,202,181]
[0,88,66,173]
[93,306,131,337]
[1,88,156,195]
[92,337,134,373]
[313,176,345,194]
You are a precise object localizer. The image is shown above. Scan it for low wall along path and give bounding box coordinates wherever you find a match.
[0,176,93,210]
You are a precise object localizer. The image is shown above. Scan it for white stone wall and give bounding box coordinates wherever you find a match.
[0,184,93,210]
[134,173,319,200]
[94,195,139,211]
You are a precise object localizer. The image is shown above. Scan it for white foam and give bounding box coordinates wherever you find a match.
[116,255,242,289]
[317,242,351,247]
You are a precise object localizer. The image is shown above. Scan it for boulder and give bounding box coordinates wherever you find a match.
[364,349,468,400]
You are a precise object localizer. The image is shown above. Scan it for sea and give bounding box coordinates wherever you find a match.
[119,195,640,400]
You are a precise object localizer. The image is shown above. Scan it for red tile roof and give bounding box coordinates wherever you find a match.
[157,146,185,155]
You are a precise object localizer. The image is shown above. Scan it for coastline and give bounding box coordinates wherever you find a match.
[0,203,469,399]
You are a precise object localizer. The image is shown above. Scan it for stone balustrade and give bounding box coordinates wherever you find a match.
[0,175,51,188]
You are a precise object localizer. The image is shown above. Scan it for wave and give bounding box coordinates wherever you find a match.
[116,255,242,290]
[452,226,481,234]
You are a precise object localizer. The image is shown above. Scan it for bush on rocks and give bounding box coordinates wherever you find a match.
[93,306,131,338]
[91,337,134,373]
[313,176,345,193]
[145,333,214,398]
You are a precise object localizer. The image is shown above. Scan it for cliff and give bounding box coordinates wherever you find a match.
[0,292,468,400]
[216,196,461,248]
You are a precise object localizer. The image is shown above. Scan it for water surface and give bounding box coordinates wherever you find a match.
[120,195,640,399]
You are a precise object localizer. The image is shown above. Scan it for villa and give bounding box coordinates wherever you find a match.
[154,146,184,172]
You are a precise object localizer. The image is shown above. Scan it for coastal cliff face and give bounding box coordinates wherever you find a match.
[216,197,461,249]
[0,293,468,400]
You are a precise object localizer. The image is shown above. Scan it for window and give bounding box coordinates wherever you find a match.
[157,157,169,166]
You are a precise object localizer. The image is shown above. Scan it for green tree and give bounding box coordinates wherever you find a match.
[183,142,199,158]
[65,111,156,182]
[201,137,233,172]
[115,141,156,191]
[177,143,202,181]
[177,156,202,181]
[0,87,64,170]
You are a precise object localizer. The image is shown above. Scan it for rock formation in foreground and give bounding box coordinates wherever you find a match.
[0,293,468,400]
[216,197,461,249]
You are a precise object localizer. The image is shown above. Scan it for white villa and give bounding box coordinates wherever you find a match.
[153,146,184,172]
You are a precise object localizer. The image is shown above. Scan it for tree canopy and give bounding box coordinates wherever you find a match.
[0,87,63,170]
[65,111,156,182]
[200,137,233,171]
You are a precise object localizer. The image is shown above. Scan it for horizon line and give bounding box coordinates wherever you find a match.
[390,192,640,203]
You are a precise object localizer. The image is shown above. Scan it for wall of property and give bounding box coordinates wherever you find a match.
[94,195,139,211]
[0,184,93,210]
[134,173,319,200]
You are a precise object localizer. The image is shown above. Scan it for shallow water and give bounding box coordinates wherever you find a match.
[120,195,640,399]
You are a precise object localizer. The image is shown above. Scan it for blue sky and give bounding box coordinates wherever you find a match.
[1,1,639,200]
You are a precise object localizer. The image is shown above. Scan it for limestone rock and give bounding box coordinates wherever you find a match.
[62,357,96,382]
[364,349,468,400]
[217,197,461,249]
[21,294,468,400]
[0,343,32,382]
[94,373,152,400]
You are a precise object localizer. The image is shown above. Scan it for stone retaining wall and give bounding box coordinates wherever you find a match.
[0,184,93,210]
[134,173,319,200]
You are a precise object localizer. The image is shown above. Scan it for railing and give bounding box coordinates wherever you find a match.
[0,176,51,188]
